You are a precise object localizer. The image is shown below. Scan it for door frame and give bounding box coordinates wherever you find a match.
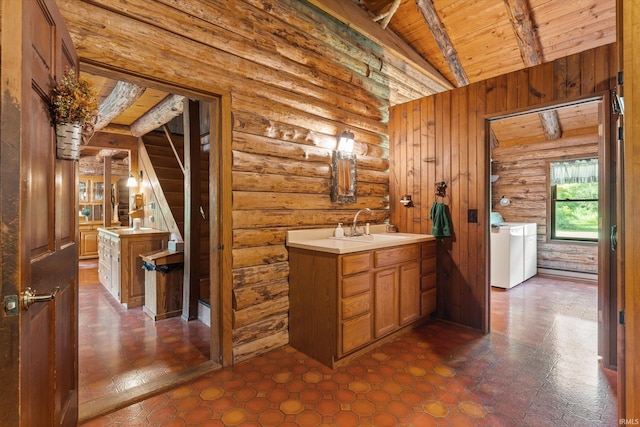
[485,93,617,366]
[75,63,233,419]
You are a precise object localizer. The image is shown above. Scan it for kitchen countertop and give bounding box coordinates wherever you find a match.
[286,225,435,254]
[97,226,169,237]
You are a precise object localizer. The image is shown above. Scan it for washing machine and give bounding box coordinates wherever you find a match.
[501,222,537,281]
[490,223,525,289]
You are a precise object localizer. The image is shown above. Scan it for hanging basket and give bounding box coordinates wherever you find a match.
[55,123,83,161]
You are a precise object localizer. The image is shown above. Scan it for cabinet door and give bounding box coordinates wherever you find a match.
[374,268,397,338]
[81,230,99,258]
[79,180,88,202]
[92,180,104,201]
[110,238,120,297]
[399,262,420,325]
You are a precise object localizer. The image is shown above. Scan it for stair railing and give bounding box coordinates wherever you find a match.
[163,124,185,175]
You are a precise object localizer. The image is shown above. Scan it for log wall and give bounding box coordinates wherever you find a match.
[389,43,617,331]
[57,0,441,363]
[491,134,599,276]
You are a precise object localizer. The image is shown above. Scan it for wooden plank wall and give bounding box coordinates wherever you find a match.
[492,134,599,275]
[389,43,617,331]
[56,0,446,362]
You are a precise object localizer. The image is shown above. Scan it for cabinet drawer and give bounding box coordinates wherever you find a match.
[374,244,419,268]
[341,313,372,355]
[341,292,371,320]
[421,241,436,257]
[421,288,436,316]
[421,257,436,275]
[421,272,436,291]
[342,252,371,275]
[342,273,370,298]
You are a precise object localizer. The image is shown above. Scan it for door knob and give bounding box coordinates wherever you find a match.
[21,286,59,310]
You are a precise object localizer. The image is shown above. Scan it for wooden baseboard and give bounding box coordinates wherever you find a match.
[536,268,598,282]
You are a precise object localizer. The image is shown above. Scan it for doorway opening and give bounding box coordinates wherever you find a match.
[75,68,226,421]
[487,96,618,368]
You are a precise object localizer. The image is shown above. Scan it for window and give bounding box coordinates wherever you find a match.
[549,158,598,241]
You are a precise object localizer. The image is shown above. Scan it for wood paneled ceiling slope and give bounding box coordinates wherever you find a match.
[81,0,615,161]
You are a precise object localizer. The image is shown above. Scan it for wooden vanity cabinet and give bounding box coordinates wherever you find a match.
[289,240,436,368]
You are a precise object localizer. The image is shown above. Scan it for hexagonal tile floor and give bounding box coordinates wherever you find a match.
[80,272,618,426]
[78,260,210,405]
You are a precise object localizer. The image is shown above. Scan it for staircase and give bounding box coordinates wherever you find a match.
[140,130,211,304]
[141,132,185,238]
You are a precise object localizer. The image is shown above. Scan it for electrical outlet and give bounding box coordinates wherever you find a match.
[468,209,478,223]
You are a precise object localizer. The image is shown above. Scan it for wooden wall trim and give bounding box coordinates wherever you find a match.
[622,0,639,419]
[389,43,617,332]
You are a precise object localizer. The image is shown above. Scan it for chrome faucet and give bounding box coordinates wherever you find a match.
[352,208,373,236]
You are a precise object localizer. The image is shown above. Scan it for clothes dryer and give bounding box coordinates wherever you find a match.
[500,222,537,281]
[490,223,525,289]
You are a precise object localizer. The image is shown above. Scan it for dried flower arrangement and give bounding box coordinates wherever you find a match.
[50,67,99,131]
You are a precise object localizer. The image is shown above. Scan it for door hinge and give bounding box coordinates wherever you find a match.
[618,126,624,142]
[619,310,625,325]
[618,70,624,86]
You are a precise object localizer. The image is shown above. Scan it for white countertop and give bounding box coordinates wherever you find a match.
[286,225,435,254]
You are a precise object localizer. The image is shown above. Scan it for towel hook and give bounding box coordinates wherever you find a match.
[434,181,447,198]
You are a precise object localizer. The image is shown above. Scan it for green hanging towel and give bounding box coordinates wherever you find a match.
[430,201,451,239]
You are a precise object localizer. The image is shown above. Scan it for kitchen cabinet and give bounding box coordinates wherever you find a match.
[79,175,120,222]
[98,227,169,309]
[80,220,121,259]
[289,241,435,368]
[79,221,101,259]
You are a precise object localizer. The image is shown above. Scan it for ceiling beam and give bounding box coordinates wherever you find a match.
[503,0,561,141]
[503,0,542,65]
[129,94,185,137]
[306,0,453,91]
[415,0,468,87]
[83,131,138,150]
[373,0,401,29]
[94,81,146,131]
[97,123,132,136]
[538,110,562,139]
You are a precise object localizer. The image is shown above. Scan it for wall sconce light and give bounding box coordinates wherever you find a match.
[337,130,355,153]
[126,170,144,187]
[400,195,413,207]
[126,173,138,187]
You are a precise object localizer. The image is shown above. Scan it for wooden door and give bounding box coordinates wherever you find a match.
[0,0,79,426]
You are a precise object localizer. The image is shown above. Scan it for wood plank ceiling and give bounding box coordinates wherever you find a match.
[354,0,616,144]
[81,0,616,161]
